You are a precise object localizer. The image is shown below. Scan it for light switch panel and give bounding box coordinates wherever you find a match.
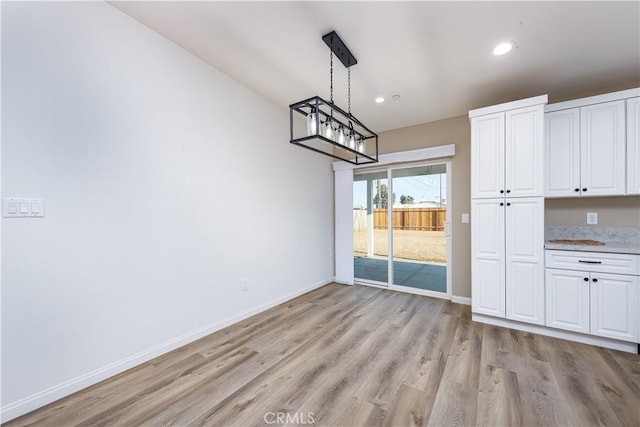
[2,198,44,217]
[462,213,470,223]
[587,212,598,225]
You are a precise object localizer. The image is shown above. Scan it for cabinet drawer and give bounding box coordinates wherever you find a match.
[545,250,639,275]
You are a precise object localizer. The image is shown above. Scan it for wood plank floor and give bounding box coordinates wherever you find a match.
[6,284,640,426]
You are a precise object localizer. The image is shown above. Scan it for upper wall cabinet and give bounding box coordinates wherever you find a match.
[545,100,625,197]
[627,97,640,195]
[545,109,580,197]
[581,101,626,196]
[545,88,640,198]
[471,100,545,199]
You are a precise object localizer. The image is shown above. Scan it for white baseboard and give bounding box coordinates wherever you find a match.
[451,295,471,306]
[0,277,334,423]
[472,313,638,354]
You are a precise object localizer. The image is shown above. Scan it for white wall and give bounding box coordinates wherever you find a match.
[1,2,334,420]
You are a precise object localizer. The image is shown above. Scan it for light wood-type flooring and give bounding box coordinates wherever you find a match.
[6,284,640,426]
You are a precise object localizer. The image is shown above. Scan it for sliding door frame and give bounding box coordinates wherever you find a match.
[334,144,455,300]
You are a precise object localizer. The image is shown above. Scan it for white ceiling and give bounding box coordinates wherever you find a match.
[111,1,640,133]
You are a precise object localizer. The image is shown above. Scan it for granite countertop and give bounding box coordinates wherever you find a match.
[544,226,640,255]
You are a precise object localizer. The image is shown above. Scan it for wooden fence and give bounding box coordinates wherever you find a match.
[353,208,446,231]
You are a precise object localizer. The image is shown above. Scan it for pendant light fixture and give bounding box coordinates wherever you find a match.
[289,31,378,165]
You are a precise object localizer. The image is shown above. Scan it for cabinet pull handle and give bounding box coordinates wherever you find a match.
[500,190,504,194]
[506,189,511,193]
[583,277,589,281]
[582,188,587,192]
[500,202,504,206]
[506,202,511,206]
[592,278,598,283]
[574,188,580,192]
[578,260,602,264]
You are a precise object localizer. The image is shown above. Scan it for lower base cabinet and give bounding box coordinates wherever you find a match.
[545,269,590,334]
[545,250,640,343]
[590,273,639,342]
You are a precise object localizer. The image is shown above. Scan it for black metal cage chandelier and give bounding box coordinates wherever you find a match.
[289,31,379,165]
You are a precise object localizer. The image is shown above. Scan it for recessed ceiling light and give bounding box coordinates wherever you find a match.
[493,41,516,56]
[375,96,385,104]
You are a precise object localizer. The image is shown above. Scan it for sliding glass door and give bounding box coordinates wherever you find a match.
[391,165,447,293]
[353,163,450,296]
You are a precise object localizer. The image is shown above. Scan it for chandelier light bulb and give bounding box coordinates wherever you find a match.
[337,125,346,145]
[323,119,334,141]
[306,109,317,135]
[348,132,356,150]
[357,139,365,153]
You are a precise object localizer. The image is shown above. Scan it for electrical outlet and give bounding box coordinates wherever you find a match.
[241,278,248,291]
[587,212,598,225]
[461,213,469,224]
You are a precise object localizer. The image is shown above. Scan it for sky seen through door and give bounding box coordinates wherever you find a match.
[354,166,447,209]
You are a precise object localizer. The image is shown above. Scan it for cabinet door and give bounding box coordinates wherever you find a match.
[580,100,626,196]
[472,199,506,317]
[590,273,639,342]
[471,113,505,199]
[627,97,640,195]
[505,197,545,325]
[544,109,581,197]
[505,105,544,197]
[545,268,590,333]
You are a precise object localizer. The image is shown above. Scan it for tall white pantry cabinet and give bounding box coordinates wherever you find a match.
[470,95,547,326]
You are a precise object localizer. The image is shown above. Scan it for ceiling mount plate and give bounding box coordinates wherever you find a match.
[322,31,357,68]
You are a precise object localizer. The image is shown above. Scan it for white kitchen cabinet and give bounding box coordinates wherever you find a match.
[545,100,626,197]
[590,273,639,342]
[471,112,505,199]
[546,268,590,334]
[505,106,545,198]
[505,198,545,324]
[546,250,639,275]
[545,250,640,343]
[544,109,580,197]
[470,95,547,327]
[471,199,506,317]
[471,104,544,199]
[580,100,626,196]
[472,197,544,325]
[627,97,640,195]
